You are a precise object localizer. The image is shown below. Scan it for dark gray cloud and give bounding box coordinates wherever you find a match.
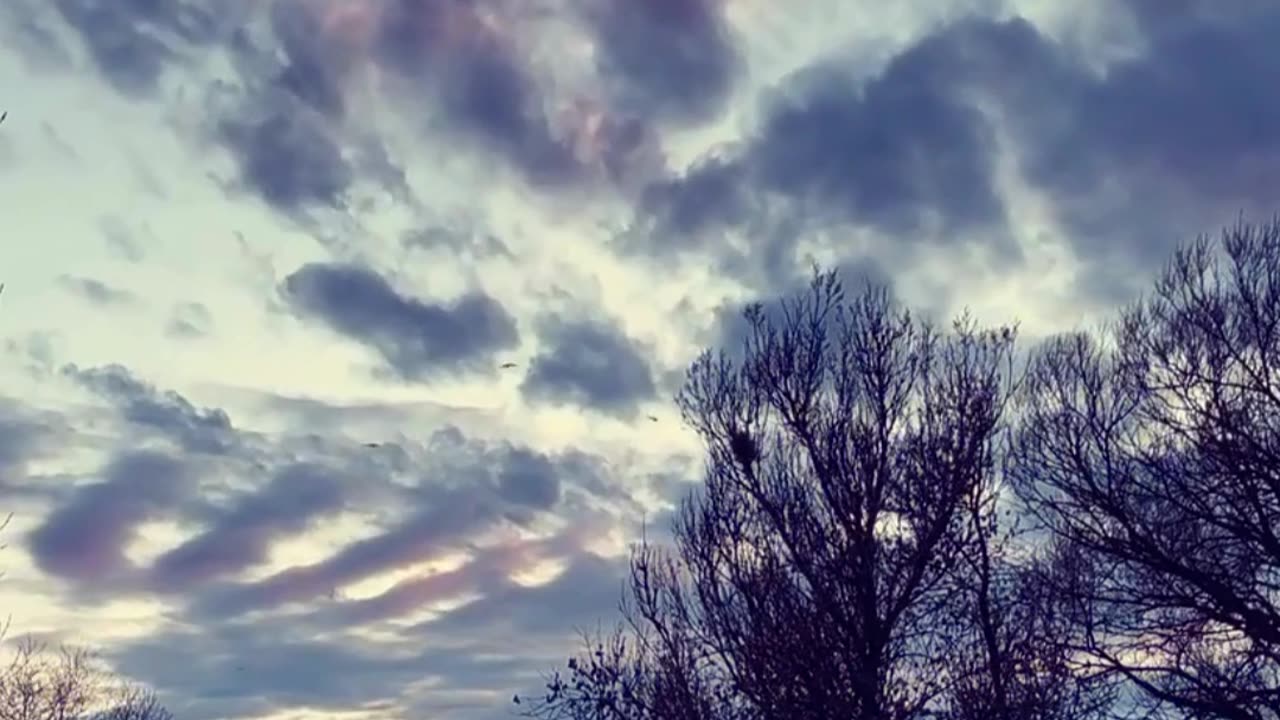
[230,10,412,209]
[62,363,237,454]
[371,0,578,185]
[0,400,57,485]
[709,257,897,361]
[111,617,536,720]
[521,316,657,418]
[638,156,751,243]
[58,275,136,306]
[217,99,354,213]
[148,462,346,591]
[280,262,519,381]
[584,0,740,125]
[634,26,1006,265]
[497,447,561,509]
[999,4,1280,299]
[37,0,395,215]
[634,3,1280,303]
[27,450,191,583]
[52,0,228,96]
[265,0,358,120]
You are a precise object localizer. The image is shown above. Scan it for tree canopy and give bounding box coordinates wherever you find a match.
[518,218,1280,720]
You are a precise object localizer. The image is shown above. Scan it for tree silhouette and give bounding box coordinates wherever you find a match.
[518,272,1109,719]
[0,639,172,720]
[1009,218,1280,720]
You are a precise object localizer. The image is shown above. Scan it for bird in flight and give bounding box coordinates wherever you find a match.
[500,362,518,369]
[647,415,659,422]
[0,111,7,125]
[363,442,381,448]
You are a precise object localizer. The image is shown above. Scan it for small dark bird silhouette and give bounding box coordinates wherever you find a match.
[0,111,7,125]
[500,362,518,369]
[513,695,521,705]
[647,415,659,422]
[363,442,381,448]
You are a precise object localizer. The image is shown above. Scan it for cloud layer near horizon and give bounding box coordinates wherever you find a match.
[2,1,1276,718]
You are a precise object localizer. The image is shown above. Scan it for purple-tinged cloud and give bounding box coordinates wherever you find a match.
[193,485,502,618]
[27,450,191,582]
[148,462,346,591]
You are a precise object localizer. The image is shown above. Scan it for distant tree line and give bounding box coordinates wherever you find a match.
[516,218,1280,720]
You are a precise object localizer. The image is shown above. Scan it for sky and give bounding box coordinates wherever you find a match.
[0,0,1277,718]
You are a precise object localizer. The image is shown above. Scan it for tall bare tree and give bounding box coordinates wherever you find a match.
[518,272,1107,719]
[1009,219,1280,720]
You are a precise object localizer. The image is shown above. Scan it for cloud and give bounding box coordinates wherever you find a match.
[147,461,346,591]
[194,486,499,619]
[217,99,355,213]
[280,262,519,381]
[110,617,536,718]
[58,274,136,306]
[496,447,561,509]
[0,401,59,485]
[416,551,625,638]
[52,0,226,96]
[23,2,1280,718]
[189,428,604,620]
[62,363,237,454]
[708,256,898,361]
[1,1,72,71]
[996,4,1280,297]
[584,0,741,125]
[166,301,214,338]
[628,18,1009,285]
[111,622,430,716]
[265,0,360,120]
[370,0,581,184]
[402,224,513,260]
[521,315,657,418]
[27,450,192,583]
[630,3,1280,303]
[99,214,146,261]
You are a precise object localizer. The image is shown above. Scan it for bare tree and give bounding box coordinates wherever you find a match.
[97,684,174,720]
[1009,218,1280,720]
[519,272,1108,719]
[940,483,1115,720]
[0,638,172,720]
